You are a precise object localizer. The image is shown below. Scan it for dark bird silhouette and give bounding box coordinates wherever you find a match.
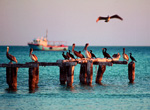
[83,43,92,58]
[96,14,123,22]
[29,48,38,62]
[112,53,120,58]
[69,50,75,59]
[6,46,18,64]
[123,48,129,61]
[72,43,84,59]
[90,50,96,58]
[102,48,112,59]
[66,52,72,60]
[130,53,137,62]
[62,52,68,60]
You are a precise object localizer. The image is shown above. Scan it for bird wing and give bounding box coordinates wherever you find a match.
[32,54,38,61]
[74,51,84,58]
[110,14,123,20]
[7,53,18,63]
[96,16,107,22]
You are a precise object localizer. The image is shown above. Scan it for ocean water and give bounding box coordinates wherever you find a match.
[0,46,150,110]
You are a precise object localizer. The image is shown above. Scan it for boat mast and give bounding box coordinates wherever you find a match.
[46,29,48,39]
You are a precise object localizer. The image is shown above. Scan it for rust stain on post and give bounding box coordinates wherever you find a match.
[128,61,135,83]
[67,65,75,87]
[6,67,18,90]
[96,65,106,85]
[29,64,39,91]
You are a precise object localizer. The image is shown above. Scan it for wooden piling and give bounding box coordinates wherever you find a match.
[66,65,75,87]
[59,65,67,85]
[96,65,106,84]
[86,60,93,85]
[6,67,18,90]
[79,64,87,84]
[29,64,39,90]
[128,61,135,83]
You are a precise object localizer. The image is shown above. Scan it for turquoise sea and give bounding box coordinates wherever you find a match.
[0,46,150,110]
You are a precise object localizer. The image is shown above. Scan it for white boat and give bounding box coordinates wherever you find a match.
[28,31,68,51]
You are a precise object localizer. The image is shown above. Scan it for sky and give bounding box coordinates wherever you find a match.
[0,0,150,46]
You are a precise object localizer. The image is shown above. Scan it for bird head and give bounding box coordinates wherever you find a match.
[7,46,9,52]
[129,53,132,55]
[30,48,33,53]
[83,43,89,51]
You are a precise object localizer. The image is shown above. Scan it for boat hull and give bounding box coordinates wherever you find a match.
[28,43,68,51]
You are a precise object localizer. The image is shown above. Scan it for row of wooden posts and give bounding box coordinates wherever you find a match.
[0,59,135,91]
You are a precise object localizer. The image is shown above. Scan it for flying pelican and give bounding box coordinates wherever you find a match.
[29,48,38,62]
[83,43,92,58]
[102,48,111,59]
[123,48,129,61]
[129,53,137,62]
[96,14,123,22]
[90,50,96,58]
[69,50,75,59]
[72,43,84,59]
[6,46,18,64]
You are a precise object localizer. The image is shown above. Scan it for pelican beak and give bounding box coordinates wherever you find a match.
[96,18,99,22]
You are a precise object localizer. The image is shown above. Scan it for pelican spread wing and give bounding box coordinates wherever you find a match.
[110,14,123,20]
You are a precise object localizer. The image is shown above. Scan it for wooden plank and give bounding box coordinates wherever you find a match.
[112,61,128,64]
[93,62,113,66]
[38,62,59,66]
[0,63,38,68]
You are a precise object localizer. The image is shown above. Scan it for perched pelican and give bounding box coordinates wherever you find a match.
[90,50,96,58]
[6,46,18,63]
[112,53,120,59]
[83,43,92,58]
[130,53,137,62]
[62,52,68,60]
[69,50,75,59]
[96,14,123,22]
[66,52,72,60]
[72,43,84,59]
[29,48,38,62]
[102,48,112,59]
[123,48,129,61]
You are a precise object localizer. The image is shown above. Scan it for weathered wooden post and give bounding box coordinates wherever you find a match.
[86,60,93,85]
[66,65,75,87]
[128,61,135,83]
[59,65,67,85]
[29,64,39,90]
[79,64,87,84]
[95,65,106,85]
[6,67,18,90]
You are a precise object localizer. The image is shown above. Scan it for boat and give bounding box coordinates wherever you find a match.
[28,31,68,51]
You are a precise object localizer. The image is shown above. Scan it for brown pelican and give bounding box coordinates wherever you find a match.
[123,48,129,61]
[90,50,96,58]
[6,46,18,63]
[30,48,38,62]
[96,14,123,22]
[130,53,137,62]
[72,43,84,59]
[112,53,120,58]
[83,43,92,58]
[102,48,112,59]
[62,52,68,60]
